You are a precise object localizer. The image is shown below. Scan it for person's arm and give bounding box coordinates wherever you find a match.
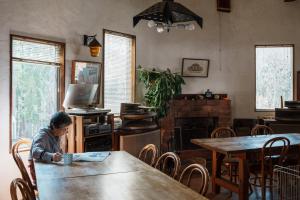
[31,135,54,162]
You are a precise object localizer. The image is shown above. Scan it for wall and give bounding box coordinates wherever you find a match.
[0,0,299,198]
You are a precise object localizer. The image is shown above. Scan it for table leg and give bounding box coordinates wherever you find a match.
[237,153,249,200]
[212,151,224,194]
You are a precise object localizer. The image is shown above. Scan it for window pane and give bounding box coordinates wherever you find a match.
[104,33,134,114]
[256,46,293,110]
[13,39,61,64]
[12,61,58,141]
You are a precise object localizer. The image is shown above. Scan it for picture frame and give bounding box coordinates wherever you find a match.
[71,60,102,104]
[181,58,209,77]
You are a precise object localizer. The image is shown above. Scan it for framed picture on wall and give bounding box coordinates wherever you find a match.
[71,60,101,84]
[71,60,102,104]
[181,58,209,77]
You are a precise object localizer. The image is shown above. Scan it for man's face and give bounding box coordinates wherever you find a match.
[52,126,69,137]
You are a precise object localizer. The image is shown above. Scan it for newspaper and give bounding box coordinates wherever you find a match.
[73,152,111,162]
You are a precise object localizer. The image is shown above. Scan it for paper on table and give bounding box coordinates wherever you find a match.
[72,152,111,162]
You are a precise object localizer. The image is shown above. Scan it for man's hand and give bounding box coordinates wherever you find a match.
[52,152,62,162]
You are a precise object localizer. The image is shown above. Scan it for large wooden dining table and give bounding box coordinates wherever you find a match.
[191,133,300,200]
[34,151,208,200]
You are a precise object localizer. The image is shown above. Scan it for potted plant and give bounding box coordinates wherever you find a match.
[137,65,185,118]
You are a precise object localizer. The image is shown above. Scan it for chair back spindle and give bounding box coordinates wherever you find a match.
[251,125,274,136]
[138,144,158,166]
[211,127,236,138]
[10,178,35,200]
[12,139,35,197]
[155,152,181,179]
[179,164,210,195]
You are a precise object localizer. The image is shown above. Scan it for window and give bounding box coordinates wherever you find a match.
[256,45,294,111]
[10,35,65,148]
[103,30,136,114]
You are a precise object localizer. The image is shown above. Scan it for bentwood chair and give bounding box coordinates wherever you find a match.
[10,178,36,200]
[251,125,274,136]
[155,152,181,179]
[249,137,290,200]
[179,164,210,196]
[12,139,36,197]
[138,144,158,166]
[211,127,239,183]
[211,127,236,138]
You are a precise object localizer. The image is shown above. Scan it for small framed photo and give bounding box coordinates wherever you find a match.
[181,58,209,77]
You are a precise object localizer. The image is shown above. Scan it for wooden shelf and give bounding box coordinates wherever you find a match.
[67,113,115,153]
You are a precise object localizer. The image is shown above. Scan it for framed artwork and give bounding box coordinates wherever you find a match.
[71,60,101,84]
[71,60,102,104]
[181,58,209,77]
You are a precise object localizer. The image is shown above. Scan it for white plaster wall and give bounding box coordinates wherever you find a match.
[0,0,299,199]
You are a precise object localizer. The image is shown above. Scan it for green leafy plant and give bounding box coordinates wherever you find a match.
[137,65,185,118]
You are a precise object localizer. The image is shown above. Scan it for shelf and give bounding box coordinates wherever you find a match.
[84,132,112,139]
[122,112,157,120]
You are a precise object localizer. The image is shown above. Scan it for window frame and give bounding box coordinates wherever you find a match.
[102,29,136,112]
[9,34,65,151]
[255,44,295,112]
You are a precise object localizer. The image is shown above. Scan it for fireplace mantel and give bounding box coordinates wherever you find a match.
[160,99,231,152]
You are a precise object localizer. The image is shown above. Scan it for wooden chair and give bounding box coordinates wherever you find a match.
[11,139,36,197]
[249,137,290,200]
[251,125,274,136]
[211,127,236,138]
[10,178,36,200]
[138,144,158,166]
[179,164,210,195]
[211,127,238,183]
[154,152,181,179]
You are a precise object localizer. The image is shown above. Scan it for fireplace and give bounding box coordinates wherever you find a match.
[173,117,218,151]
[161,98,231,153]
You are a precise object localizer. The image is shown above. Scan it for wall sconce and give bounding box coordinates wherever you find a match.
[83,35,102,57]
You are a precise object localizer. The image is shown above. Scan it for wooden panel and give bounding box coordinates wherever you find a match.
[75,116,84,153]
[297,71,300,101]
[119,129,160,157]
[67,116,76,153]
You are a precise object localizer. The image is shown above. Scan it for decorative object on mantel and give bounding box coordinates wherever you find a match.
[204,89,213,99]
[182,58,209,77]
[83,35,102,57]
[217,0,231,12]
[137,66,185,118]
[133,0,203,33]
[174,94,228,100]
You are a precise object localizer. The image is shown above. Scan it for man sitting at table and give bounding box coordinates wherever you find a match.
[28,111,72,184]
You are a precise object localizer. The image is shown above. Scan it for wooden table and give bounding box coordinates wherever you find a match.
[191,133,300,200]
[35,151,207,200]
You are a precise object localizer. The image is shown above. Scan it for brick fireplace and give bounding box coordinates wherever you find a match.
[160,98,231,153]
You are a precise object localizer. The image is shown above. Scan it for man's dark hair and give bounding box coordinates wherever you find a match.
[49,111,72,130]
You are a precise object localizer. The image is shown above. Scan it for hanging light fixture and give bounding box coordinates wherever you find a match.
[83,35,102,57]
[133,0,203,33]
